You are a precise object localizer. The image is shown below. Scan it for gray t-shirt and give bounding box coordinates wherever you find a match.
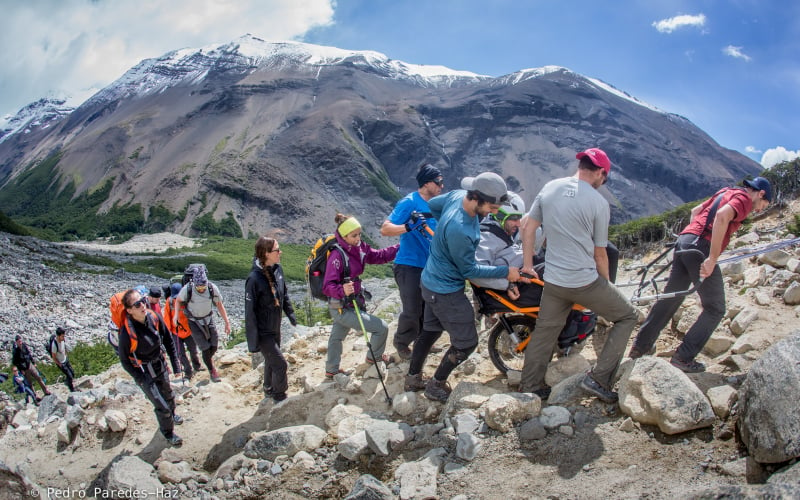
[51,338,67,364]
[528,176,609,287]
[178,282,222,322]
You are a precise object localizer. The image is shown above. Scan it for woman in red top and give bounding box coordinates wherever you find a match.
[630,177,771,372]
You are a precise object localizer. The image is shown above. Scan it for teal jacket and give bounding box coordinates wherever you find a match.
[421,190,509,294]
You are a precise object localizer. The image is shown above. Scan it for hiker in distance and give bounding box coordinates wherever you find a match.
[322,213,399,379]
[12,335,50,398]
[629,176,772,372]
[164,282,204,381]
[405,172,522,402]
[174,266,231,383]
[245,236,297,403]
[117,288,184,446]
[520,148,638,404]
[50,327,76,392]
[12,366,40,405]
[380,163,444,360]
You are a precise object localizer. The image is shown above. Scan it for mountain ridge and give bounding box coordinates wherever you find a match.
[0,34,761,243]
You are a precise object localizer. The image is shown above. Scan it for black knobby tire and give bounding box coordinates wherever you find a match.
[487,315,537,374]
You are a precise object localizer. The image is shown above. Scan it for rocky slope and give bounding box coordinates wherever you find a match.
[1,201,800,498]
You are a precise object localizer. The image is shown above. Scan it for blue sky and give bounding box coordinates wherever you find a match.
[1,0,798,167]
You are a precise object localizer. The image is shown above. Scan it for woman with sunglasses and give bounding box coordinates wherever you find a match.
[118,289,184,446]
[245,236,297,402]
[322,213,399,378]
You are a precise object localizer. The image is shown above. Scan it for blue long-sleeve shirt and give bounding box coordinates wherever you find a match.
[421,190,509,294]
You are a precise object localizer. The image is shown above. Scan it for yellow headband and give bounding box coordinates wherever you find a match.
[337,217,362,237]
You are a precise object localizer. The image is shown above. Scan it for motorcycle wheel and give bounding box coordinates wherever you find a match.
[487,315,536,374]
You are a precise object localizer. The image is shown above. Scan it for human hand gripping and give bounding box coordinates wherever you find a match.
[342,281,355,297]
[520,266,539,281]
[507,267,521,283]
[404,212,427,233]
[699,257,716,279]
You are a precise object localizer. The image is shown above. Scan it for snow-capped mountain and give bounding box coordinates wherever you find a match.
[83,34,488,110]
[0,35,760,242]
[0,98,74,144]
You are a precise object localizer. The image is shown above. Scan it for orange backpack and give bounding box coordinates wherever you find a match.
[109,291,159,368]
[164,297,192,339]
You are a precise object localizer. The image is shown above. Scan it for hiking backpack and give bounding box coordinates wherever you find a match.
[305,235,349,301]
[180,263,215,303]
[45,334,57,357]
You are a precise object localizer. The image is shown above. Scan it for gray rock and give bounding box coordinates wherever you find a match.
[618,357,714,435]
[455,433,481,461]
[768,461,800,485]
[784,281,800,305]
[157,461,195,484]
[56,420,71,443]
[244,425,327,460]
[690,483,800,499]
[0,460,42,498]
[547,372,586,406]
[344,474,394,500]
[365,420,413,457]
[338,431,370,461]
[452,411,480,435]
[759,249,792,268]
[65,404,84,429]
[730,308,759,336]
[706,385,738,419]
[394,454,440,500]
[37,394,68,423]
[104,410,128,432]
[738,330,800,463]
[539,406,571,430]
[519,418,547,440]
[107,456,163,494]
[392,392,416,417]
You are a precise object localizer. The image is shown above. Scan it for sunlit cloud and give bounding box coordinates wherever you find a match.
[652,14,706,34]
[745,146,762,154]
[723,45,752,62]
[761,146,800,168]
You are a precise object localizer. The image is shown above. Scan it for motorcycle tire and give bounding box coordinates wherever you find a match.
[487,315,536,374]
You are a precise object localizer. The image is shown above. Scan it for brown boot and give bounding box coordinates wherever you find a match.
[424,378,451,402]
[404,373,427,392]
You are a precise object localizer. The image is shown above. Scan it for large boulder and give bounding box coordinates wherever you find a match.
[738,330,800,463]
[618,357,714,434]
[107,456,163,494]
[244,425,327,460]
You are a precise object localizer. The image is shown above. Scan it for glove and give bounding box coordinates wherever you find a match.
[404,212,427,233]
[288,313,298,327]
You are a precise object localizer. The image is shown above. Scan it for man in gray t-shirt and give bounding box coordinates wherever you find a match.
[174,267,231,383]
[519,148,638,404]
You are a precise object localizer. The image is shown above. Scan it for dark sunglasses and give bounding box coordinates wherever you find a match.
[433,178,444,187]
[127,297,148,309]
[269,248,282,253]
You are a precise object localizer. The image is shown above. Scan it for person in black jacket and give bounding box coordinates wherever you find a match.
[245,236,297,403]
[118,289,184,446]
[12,335,50,397]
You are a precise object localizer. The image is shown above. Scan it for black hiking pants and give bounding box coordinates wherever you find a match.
[136,358,176,437]
[259,334,288,396]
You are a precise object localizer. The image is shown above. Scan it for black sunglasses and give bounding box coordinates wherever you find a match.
[433,178,444,187]
[128,296,148,309]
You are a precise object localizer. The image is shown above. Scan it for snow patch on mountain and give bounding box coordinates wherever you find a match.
[0,98,74,145]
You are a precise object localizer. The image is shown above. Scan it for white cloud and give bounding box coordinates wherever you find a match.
[761,146,800,168]
[0,0,335,116]
[723,45,752,62]
[745,146,762,154]
[652,14,706,34]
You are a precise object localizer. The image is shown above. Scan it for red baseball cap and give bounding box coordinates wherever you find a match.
[576,148,611,175]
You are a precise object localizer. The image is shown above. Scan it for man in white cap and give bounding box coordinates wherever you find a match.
[520,148,638,404]
[405,172,521,402]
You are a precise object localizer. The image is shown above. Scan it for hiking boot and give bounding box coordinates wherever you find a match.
[394,343,412,360]
[404,373,427,392]
[580,373,618,404]
[670,356,706,373]
[532,385,552,400]
[424,378,452,402]
[210,369,221,383]
[263,385,274,397]
[324,369,352,380]
[429,344,444,354]
[272,392,288,403]
[366,353,394,365]
[163,433,183,446]
[173,414,184,425]
[629,344,657,359]
[193,363,205,372]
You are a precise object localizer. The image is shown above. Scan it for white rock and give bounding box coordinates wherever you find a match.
[706,385,738,419]
[743,266,766,287]
[784,281,800,305]
[105,410,128,432]
[392,392,417,417]
[702,333,736,357]
[730,308,759,336]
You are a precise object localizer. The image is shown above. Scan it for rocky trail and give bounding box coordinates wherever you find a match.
[1,202,800,499]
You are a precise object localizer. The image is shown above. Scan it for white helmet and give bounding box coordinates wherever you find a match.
[497,191,525,222]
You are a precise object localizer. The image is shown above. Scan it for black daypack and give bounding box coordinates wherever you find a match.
[45,334,57,357]
[306,235,350,301]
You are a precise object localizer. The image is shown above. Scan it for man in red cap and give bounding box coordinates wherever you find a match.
[519,148,638,404]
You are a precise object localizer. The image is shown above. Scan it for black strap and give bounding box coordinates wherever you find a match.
[698,187,746,239]
[331,243,351,280]
[480,221,514,247]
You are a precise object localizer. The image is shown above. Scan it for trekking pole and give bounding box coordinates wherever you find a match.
[344,278,392,404]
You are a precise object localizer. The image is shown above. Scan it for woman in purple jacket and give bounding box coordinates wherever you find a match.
[322,213,399,378]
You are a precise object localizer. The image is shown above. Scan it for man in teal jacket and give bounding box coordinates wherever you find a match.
[405,172,521,401]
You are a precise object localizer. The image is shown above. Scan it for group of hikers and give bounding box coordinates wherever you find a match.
[5,146,772,448]
[6,328,75,406]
